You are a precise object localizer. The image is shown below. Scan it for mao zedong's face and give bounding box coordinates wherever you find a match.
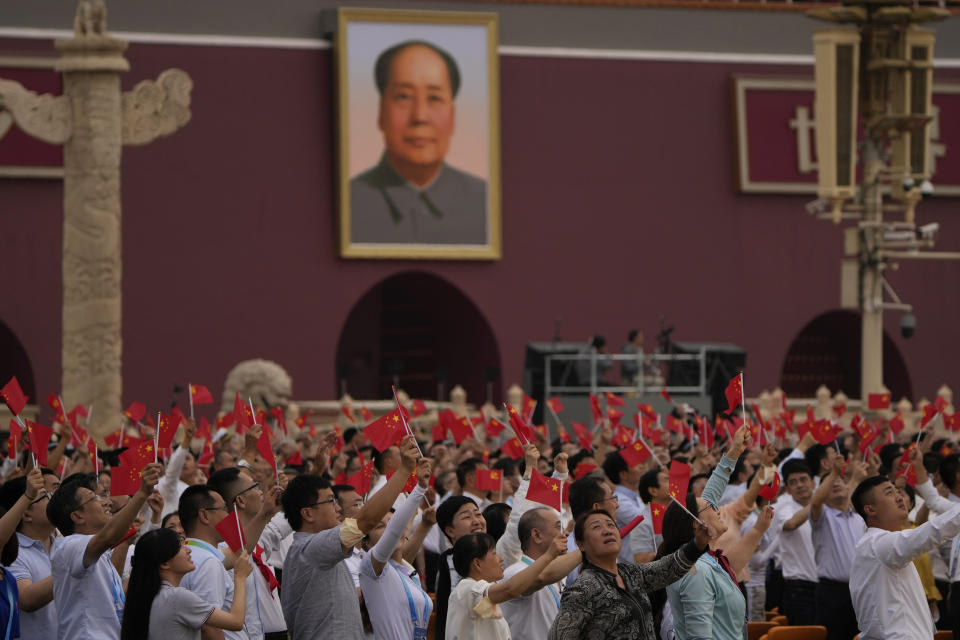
[378,44,455,185]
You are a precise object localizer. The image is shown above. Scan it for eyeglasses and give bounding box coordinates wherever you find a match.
[71,493,102,512]
[599,495,620,505]
[234,482,260,502]
[306,498,336,508]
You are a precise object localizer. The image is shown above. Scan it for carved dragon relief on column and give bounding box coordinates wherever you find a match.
[0,0,193,439]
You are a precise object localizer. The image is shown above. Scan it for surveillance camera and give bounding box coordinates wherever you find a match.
[901,313,916,339]
[917,222,939,240]
[920,180,934,198]
[902,176,916,191]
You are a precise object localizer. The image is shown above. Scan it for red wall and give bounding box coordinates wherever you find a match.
[2,35,960,412]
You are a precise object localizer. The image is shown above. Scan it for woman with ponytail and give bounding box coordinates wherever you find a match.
[120,527,252,640]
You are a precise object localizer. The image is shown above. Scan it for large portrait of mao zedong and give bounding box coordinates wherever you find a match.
[336,9,501,260]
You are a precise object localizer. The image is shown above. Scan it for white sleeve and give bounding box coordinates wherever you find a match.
[915,479,956,516]
[776,449,805,476]
[258,513,293,563]
[496,476,531,568]
[873,502,960,569]
[158,445,187,508]
[371,485,425,564]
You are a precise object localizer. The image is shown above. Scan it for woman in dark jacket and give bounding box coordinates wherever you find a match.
[548,509,709,640]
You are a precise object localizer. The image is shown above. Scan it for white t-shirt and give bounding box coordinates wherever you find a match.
[445,578,511,640]
[180,538,246,640]
[499,556,561,639]
[50,534,125,640]
[149,584,215,640]
[359,557,432,640]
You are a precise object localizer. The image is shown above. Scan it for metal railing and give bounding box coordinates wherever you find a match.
[544,349,708,398]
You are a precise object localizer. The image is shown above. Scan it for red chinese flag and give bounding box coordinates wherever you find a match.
[888,414,905,435]
[698,417,715,448]
[620,439,652,467]
[46,393,67,423]
[546,397,565,415]
[611,425,632,448]
[26,422,53,466]
[619,514,645,539]
[346,461,375,495]
[605,392,625,408]
[651,502,667,535]
[661,388,673,404]
[364,408,408,452]
[724,374,743,415]
[104,429,121,449]
[119,439,156,469]
[758,473,781,501]
[410,399,428,417]
[8,420,21,442]
[833,402,847,417]
[216,412,235,429]
[666,416,684,435]
[868,393,891,410]
[475,469,502,492]
[485,417,506,438]
[945,413,959,433]
[810,420,837,445]
[215,513,246,552]
[526,469,563,511]
[935,395,949,412]
[256,430,276,472]
[341,406,357,424]
[637,404,657,421]
[110,465,143,496]
[449,417,475,445]
[189,384,214,405]
[522,394,537,421]
[196,417,212,442]
[506,405,535,443]
[573,463,597,480]
[198,450,215,468]
[431,423,447,443]
[571,422,593,451]
[858,427,879,454]
[157,414,180,450]
[714,415,729,440]
[557,424,572,444]
[668,461,690,505]
[589,394,603,423]
[387,469,420,493]
[921,404,939,428]
[501,438,524,460]
[359,407,374,423]
[124,401,146,424]
[607,408,625,425]
[234,393,253,434]
[0,377,27,416]
[286,450,303,466]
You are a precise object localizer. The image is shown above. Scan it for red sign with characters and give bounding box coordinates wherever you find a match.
[732,75,960,196]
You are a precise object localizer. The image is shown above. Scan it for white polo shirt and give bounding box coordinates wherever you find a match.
[50,534,124,640]
[499,555,562,639]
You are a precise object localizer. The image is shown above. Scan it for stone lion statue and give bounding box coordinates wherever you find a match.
[220,359,293,414]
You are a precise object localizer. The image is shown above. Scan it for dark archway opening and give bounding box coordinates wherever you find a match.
[0,320,36,406]
[335,272,501,404]
[780,310,912,401]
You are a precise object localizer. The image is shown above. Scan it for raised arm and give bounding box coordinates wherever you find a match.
[205,551,252,631]
[702,425,750,509]
[741,444,777,510]
[370,462,430,575]
[46,422,72,473]
[487,533,564,604]
[354,435,420,535]
[873,500,960,569]
[496,444,540,568]
[522,549,582,595]
[84,463,162,568]
[725,504,774,575]
[811,456,844,521]
[0,467,42,549]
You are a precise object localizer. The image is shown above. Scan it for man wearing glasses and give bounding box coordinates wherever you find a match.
[178,483,244,640]
[280,435,421,640]
[46,463,163,640]
[0,470,59,639]
[207,466,286,640]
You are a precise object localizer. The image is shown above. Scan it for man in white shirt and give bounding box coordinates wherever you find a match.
[46,464,162,640]
[207,467,287,640]
[771,459,818,626]
[500,507,580,638]
[849,450,960,640]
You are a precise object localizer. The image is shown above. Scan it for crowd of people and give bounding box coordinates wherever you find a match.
[0,385,959,640]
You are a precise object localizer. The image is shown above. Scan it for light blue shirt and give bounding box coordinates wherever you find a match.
[50,533,124,640]
[614,485,645,563]
[810,504,865,581]
[667,553,746,640]
[9,533,57,640]
[703,455,738,509]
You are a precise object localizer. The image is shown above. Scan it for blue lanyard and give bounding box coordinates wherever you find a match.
[520,556,561,609]
[108,559,125,621]
[390,561,431,630]
[185,539,222,558]
[1,572,14,640]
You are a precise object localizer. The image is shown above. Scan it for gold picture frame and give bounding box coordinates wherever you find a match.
[336,8,501,260]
